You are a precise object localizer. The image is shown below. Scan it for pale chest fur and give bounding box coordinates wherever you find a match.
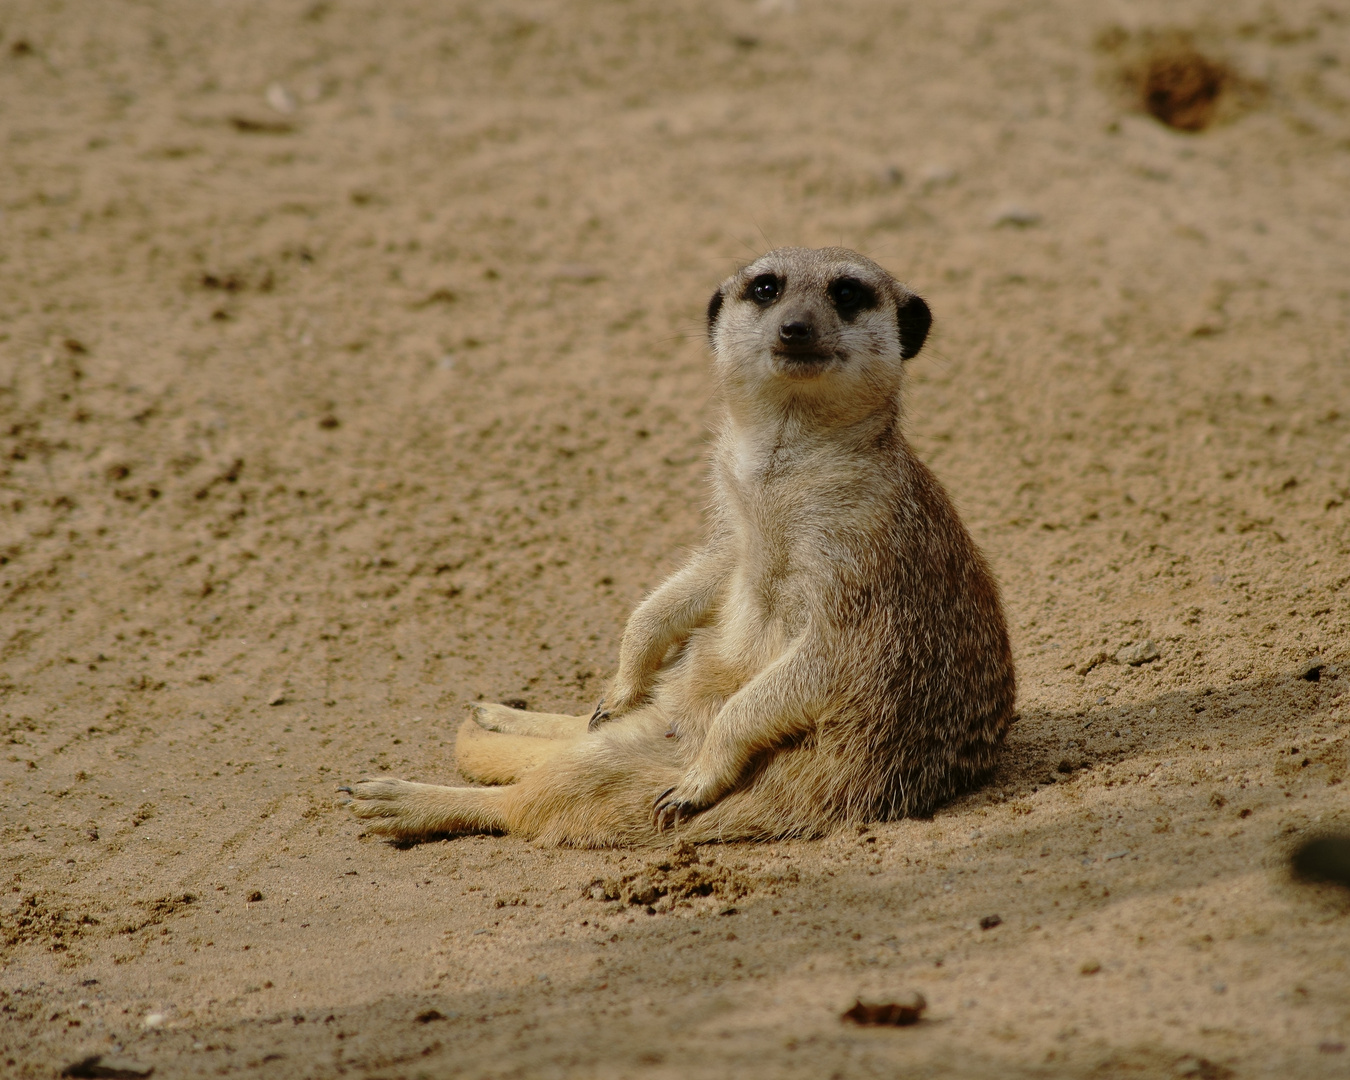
[702,430,895,674]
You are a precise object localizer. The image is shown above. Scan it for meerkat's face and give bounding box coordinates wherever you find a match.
[706,247,931,411]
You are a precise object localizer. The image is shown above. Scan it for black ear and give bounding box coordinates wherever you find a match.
[896,292,931,360]
[706,287,725,346]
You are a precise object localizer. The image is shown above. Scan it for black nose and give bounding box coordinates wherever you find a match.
[779,320,814,343]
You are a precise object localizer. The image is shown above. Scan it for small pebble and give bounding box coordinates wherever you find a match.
[1080,960,1102,975]
[1076,650,1112,676]
[142,1012,165,1028]
[920,165,957,189]
[1116,640,1160,666]
[553,264,603,283]
[992,204,1041,228]
[266,83,297,115]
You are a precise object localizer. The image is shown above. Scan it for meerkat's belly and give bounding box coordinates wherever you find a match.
[654,566,804,736]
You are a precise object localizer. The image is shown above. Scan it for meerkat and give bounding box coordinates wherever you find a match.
[343,247,1016,845]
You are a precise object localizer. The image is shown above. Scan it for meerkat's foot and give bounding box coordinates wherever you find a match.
[341,776,508,838]
[469,702,590,740]
[588,696,611,731]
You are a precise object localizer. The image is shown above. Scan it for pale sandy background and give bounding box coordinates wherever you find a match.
[1,1,1349,1077]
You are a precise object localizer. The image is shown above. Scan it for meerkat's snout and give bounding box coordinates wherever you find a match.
[773,306,831,375]
[777,316,816,347]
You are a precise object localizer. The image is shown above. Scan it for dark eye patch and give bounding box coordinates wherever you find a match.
[743,273,782,305]
[828,276,877,319]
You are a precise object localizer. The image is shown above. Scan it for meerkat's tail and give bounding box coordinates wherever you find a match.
[467,702,592,740]
[454,703,592,784]
[454,722,568,784]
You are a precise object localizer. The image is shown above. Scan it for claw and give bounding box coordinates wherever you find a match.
[652,786,677,830]
[652,787,698,833]
[588,697,612,732]
[336,786,354,795]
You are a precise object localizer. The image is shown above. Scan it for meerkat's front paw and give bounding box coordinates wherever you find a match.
[651,777,718,831]
[587,696,612,731]
[588,687,642,729]
[593,679,648,729]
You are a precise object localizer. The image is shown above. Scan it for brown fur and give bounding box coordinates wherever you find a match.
[344,247,1016,846]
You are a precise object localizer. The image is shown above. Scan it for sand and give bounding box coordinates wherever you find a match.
[1,1,1348,1076]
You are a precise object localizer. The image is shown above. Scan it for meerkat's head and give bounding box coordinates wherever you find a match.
[706,247,930,423]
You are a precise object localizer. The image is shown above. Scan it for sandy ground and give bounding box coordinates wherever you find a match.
[2,1,1349,1077]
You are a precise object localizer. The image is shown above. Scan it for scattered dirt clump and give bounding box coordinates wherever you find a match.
[1140,44,1229,131]
[1098,27,1261,132]
[118,893,197,935]
[584,842,785,911]
[2,894,100,950]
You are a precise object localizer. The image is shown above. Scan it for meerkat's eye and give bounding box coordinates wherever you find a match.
[747,274,782,305]
[828,277,876,316]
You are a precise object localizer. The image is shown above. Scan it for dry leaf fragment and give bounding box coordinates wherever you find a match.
[842,991,926,1026]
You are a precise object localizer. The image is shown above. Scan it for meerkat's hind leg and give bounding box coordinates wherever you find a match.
[343,777,509,839]
[469,701,591,740]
